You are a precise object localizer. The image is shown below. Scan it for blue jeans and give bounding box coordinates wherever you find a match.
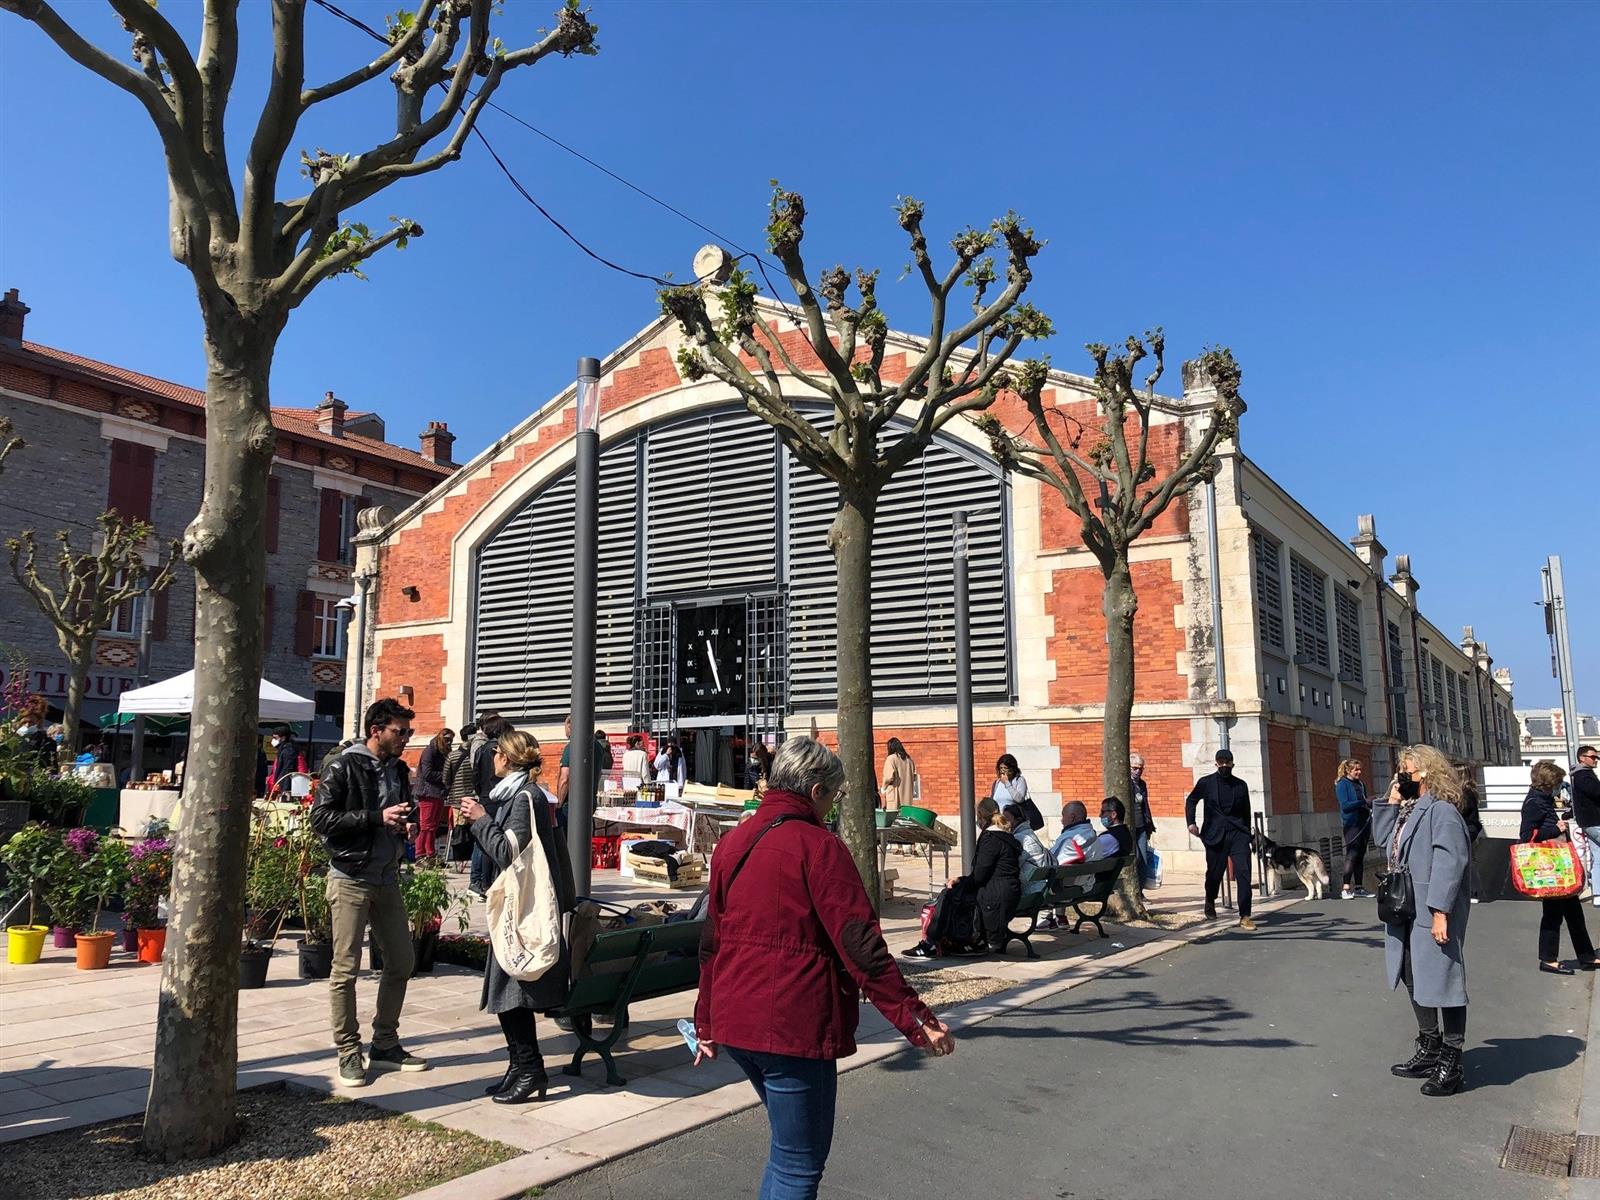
[1136,830,1154,886]
[725,1047,837,1200]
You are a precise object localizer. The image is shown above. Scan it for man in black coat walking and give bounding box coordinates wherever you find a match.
[1186,747,1256,931]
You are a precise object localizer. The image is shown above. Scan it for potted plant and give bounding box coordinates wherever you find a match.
[123,836,174,963]
[41,826,99,948]
[52,831,130,970]
[240,821,298,988]
[27,772,92,827]
[292,828,334,979]
[373,863,470,976]
[0,822,62,964]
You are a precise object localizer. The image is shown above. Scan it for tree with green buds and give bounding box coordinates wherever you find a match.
[661,186,1051,905]
[979,338,1246,918]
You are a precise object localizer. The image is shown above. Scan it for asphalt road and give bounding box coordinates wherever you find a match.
[541,897,1591,1200]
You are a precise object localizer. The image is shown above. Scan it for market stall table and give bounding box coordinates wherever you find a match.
[591,801,728,854]
[877,818,958,898]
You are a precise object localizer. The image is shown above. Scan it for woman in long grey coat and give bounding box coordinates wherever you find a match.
[459,730,575,1105]
[1373,744,1473,1097]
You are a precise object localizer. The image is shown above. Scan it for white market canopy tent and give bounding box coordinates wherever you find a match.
[116,669,315,722]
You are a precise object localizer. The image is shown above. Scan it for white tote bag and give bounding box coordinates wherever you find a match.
[485,822,562,982]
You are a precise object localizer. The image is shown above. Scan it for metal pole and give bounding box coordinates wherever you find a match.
[346,575,372,741]
[1204,477,1230,752]
[1545,556,1581,766]
[953,511,976,874]
[129,583,156,782]
[568,357,602,897]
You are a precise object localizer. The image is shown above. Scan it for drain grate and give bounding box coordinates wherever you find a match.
[1502,1126,1575,1178]
[1573,1135,1600,1179]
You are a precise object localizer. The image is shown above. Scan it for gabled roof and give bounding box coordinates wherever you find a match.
[13,340,447,477]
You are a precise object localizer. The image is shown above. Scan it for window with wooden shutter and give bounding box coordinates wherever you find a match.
[294,590,316,657]
[262,585,276,650]
[266,476,281,554]
[317,490,343,562]
[1334,589,1363,684]
[106,439,155,523]
[1289,553,1331,670]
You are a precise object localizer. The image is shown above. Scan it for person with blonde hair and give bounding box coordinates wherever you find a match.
[1374,744,1473,1097]
[1521,759,1600,976]
[1336,758,1372,900]
[460,729,575,1104]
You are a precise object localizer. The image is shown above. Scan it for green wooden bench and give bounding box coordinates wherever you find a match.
[556,919,705,1088]
[1001,863,1059,959]
[1050,853,1136,938]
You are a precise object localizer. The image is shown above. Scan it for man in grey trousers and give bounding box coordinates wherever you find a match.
[311,697,429,1087]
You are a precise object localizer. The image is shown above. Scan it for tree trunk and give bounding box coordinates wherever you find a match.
[1102,553,1148,922]
[829,483,881,909]
[59,631,93,757]
[142,320,279,1162]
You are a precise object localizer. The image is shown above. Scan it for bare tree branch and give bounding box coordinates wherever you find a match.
[300,0,442,107]
[241,0,308,274]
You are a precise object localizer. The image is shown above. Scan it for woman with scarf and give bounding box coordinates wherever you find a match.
[1373,744,1473,1097]
[459,729,574,1104]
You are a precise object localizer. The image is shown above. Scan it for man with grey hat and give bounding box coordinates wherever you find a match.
[1185,747,1256,930]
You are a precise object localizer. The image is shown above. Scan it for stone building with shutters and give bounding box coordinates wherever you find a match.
[349,273,1516,870]
[0,288,454,761]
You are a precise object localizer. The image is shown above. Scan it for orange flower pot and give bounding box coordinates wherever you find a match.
[74,931,116,971]
[135,927,167,964]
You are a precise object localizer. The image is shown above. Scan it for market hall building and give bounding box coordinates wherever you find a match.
[0,288,453,766]
[350,278,1517,871]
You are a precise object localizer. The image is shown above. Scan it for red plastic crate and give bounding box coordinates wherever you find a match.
[591,835,621,870]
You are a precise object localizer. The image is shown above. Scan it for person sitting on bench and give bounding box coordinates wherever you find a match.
[1094,797,1135,859]
[905,799,1021,958]
[1051,801,1104,866]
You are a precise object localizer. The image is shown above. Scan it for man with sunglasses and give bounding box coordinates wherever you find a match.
[1572,745,1600,908]
[312,697,428,1088]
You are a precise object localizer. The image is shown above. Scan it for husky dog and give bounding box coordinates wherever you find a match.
[1256,834,1331,899]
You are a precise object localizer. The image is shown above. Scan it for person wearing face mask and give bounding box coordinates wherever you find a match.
[1374,745,1473,1097]
[266,725,306,797]
[1094,797,1135,859]
[1186,748,1256,930]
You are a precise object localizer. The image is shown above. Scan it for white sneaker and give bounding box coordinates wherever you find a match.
[1340,891,1354,901]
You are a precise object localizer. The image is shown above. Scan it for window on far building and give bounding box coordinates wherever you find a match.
[312,595,344,659]
[1387,621,1410,742]
[1252,530,1286,653]
[1289,553,1331,670]
[1335,589,1364,684]
[103,571,144,637]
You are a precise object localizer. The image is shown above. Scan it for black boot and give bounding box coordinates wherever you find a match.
[493,1053,548,1105]
[1420,1043,1464,1096]
[483,1063,514,1095]
[1390,1031,1442,1078]
[1204,901,1217,920]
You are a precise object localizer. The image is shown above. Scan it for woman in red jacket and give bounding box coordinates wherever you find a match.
[693,737,954,1199]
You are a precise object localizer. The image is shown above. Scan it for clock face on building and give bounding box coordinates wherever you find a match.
[676,602,747,716]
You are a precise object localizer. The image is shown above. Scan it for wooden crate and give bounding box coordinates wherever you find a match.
[627,850,706,890]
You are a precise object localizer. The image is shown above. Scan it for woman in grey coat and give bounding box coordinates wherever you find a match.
[459,730,575,1105]
[1373,744,1473,1097]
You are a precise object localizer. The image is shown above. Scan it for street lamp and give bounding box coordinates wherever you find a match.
[568,357,601,897]
[953,510,976,874]
[336,585,366,740]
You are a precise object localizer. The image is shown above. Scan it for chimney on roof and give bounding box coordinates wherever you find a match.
[0,288,29,346]
[420,421,456,467]
[317,390,346,438]
[1389,553,1419,608]
[1349,513,1387,575]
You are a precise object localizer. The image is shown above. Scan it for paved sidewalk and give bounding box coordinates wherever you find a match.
[0,864,1284,1196]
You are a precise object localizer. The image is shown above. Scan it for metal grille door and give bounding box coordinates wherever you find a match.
[632,601,676,736]
[746,591,788,745]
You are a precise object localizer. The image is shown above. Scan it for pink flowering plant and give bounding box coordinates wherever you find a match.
[43,828,130,933]
[243,819,300,946]
[124,837,174,929]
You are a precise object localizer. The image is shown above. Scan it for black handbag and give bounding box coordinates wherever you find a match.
[1376,812,1416,924]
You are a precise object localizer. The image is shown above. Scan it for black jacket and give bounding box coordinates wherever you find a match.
[1185,771,1252,847]
[1520,788,1564,844]
[968,827,1022,942]
[1572,767,1600,831]
[311,750,413,878]
[1131,776,1155,834]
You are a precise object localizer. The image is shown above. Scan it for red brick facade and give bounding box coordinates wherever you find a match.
[1046,561,1187,706]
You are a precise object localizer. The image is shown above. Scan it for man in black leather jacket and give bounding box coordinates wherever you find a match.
[1186,748,1256,930]
[311,697,426,1088]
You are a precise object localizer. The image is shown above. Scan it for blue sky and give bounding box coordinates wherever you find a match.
[1,1,1595,711]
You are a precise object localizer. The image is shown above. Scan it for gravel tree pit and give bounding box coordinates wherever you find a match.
[0,1082,516,1200]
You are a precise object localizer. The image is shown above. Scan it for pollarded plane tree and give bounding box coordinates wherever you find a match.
[660,187,1052,905]
[0,0,598,1159]
[980,336,1244,918]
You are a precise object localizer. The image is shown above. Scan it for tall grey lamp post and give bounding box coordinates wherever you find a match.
[954,511,976,873]
[568,357,602,897]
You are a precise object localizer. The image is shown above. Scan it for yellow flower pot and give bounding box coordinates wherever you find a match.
[7,925,48,965]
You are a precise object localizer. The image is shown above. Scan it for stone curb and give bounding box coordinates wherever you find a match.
[406,891,1305,1200]
[1570,966,1600,1200]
